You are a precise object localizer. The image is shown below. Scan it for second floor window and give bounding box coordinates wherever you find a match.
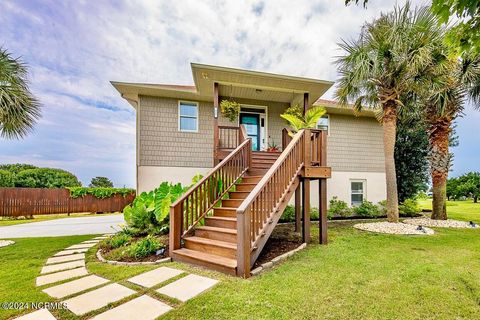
[179,101,198,132]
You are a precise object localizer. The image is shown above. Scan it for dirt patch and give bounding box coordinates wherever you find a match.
[253,224,303,268]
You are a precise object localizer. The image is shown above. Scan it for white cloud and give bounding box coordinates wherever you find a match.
[3,0,476,187]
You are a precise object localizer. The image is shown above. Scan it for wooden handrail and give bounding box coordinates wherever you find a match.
[170,132,251,255]
[236,129,307,276]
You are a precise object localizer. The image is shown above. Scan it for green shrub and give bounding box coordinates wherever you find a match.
[328,197,352,218]
[353,200,381,217]
[68,187,134,199]
[377,200,387,216]
[126,236,163,259]
[0,163,37,175]
[14,168,81,188]
[280,205,295,222]
[123,181,188,235]
[0,170,14,187]
[399,198,420,217]
[101,233,131,250]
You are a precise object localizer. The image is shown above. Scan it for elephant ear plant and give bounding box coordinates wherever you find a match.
[123,182,188,235]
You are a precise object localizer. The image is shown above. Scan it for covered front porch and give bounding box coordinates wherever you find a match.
[188,63,333,164]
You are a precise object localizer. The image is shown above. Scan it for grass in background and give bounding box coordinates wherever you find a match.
[418,199,480,222]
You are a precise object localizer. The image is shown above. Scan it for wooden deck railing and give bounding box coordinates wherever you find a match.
[170,127,251,254]
[218,126,240,149]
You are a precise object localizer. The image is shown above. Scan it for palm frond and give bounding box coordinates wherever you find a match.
[0,48,41,139]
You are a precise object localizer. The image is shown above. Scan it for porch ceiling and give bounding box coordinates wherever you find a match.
[192,63,334,105]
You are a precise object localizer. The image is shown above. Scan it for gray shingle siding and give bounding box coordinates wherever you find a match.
[327,114,385,172]
[138,95,385,173]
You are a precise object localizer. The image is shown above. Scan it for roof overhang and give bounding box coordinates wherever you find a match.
[111,63,334,109]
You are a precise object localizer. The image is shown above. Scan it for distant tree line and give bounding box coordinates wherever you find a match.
[447,172,480,202]
[0,163,114,189]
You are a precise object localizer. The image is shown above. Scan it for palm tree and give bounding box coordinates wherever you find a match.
[335,3,444,222]
[0,48,41,139]
[418,53,480,219]
[280,106,326,135]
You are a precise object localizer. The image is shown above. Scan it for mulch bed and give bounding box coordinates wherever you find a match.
[253,223,303,268]
[100,235,169,262]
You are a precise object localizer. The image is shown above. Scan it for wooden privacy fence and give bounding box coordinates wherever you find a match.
[0,188,135,217]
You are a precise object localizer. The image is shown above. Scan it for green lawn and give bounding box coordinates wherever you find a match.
[0,212,121,227]
[1,201,479,319]
[418,199,480,222]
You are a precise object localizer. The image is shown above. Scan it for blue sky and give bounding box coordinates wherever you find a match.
[0,0,478,187]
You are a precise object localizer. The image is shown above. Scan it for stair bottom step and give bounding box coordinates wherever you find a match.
[172,248,237,276]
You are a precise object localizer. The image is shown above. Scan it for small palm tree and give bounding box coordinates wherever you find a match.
[0,48,41,139]
[418,53,480,219]
[280,106,326,135]
[335,3,444,222]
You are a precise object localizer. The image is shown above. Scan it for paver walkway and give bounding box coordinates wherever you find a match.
[16,235,219,319]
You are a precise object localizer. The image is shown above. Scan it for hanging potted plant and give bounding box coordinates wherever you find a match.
[220,99,240,122]
[220,85,240,122]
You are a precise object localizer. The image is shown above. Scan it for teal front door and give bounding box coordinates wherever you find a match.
[240,114,260,151]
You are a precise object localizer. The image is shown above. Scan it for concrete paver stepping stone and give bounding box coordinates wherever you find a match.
[46,253,85,265]
[41,260,85,274]
[156,274,218,302]
[93,236,108,240]
[36,267,88,286]
[43,275,110,299]
[63,283,136,316]
[54,248,89,256]
[82,240,101,244]
[14,308,57,320]
[90,295,172,320]
[66,243,97,250]
[127,266,184,288]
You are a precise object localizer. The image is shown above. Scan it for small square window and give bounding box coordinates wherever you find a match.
[179,101,198,132]
[351,180,366,206]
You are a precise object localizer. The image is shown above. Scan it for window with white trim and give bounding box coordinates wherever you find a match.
[316,114,329,134]
[178,101,198,132]
[351,180,366,206]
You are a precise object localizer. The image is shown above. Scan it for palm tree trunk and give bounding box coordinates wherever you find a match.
[382,102,399,223]
[428,118,450,220]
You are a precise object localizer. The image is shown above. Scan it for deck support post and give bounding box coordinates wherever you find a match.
[302,178,311,243]
[295,183,301,232]
[319,178,327,244]
[319,130,328,244]
[303,92,309,115]
[213,82,219,165]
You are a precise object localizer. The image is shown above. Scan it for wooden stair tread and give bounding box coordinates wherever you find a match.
[173,248,237,269]
[184,236,236,249]
[196,226,237,234]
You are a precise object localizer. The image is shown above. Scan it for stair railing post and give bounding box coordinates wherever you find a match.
[169,204,182,256]
[236,207,251,278]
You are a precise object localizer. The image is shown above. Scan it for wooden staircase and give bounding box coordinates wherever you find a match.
[170,127,330,277]
[172,153,280,275]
